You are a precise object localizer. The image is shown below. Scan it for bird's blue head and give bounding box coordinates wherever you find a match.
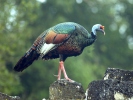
[92,24,105,35]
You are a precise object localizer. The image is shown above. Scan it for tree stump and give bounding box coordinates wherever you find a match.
[49,79,85,100]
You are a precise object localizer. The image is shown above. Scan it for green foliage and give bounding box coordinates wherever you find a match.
[0,66,23,95]
[0,0,133,100]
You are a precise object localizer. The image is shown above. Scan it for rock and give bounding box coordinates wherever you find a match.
[49,79,85,100]
[85,68,133,100]
[0,92,20,100]
[86,79,133,100]
[43,68,133,100]
[104,68,133,81]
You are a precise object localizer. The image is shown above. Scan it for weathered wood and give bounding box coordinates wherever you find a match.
[49,79,85,100]
[0,92,20,100]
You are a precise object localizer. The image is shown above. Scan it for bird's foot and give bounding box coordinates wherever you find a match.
[65,77,75,82]
[53,74,58,77]
[53,74,61,80]
[54,74,74,82]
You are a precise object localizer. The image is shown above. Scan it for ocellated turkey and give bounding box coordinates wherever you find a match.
[14,22,105,81]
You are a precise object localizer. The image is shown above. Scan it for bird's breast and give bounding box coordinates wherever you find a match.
[57,39,82,56]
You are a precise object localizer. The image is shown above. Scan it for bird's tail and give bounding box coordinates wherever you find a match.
[14,48,40,72]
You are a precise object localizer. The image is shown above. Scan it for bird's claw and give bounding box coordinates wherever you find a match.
[65,78,75,82]
[53,74,61,80]
[53,74,58,77]
[53,74,74,82]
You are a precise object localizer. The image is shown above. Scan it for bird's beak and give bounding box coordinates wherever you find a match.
[101,30,105,35]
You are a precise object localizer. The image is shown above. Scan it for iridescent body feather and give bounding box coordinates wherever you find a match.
[14,22,105,81]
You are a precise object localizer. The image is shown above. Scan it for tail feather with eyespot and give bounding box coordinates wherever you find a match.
[14,49,40,72]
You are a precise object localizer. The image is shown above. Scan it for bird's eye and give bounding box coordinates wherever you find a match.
[100,26,104,30]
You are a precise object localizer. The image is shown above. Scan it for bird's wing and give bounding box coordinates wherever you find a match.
[39,23,76,55]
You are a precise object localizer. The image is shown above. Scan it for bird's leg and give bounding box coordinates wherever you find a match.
[57,63,62,80]
[59,61,73,82]
[57,54,73,82]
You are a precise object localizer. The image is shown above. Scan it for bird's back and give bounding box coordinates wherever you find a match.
[40,22,93,59]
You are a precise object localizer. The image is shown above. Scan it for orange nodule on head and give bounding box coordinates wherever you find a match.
[100,25,104,30]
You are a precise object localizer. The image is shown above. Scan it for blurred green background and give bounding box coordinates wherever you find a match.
[0,0,133,99]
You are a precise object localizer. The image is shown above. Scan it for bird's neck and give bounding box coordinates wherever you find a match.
[92,25,97,35]
[91,32,96,39]
[83,32,96,47]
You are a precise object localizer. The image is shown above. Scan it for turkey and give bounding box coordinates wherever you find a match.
[14,22,105,81]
